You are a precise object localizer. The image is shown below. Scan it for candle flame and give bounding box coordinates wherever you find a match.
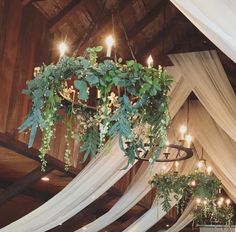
[59,42,68,57]
[147,55,153,68]
[105,35,114,47]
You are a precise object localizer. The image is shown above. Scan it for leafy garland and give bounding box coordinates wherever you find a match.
[151,170,234,226]
[151,171,221,212]
[193,200,234,226]
[19,46,172,171]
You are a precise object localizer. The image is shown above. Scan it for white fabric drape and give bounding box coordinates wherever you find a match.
[166,201,194,232]
[124,156,197,232]
[1,138,135,232]
[76,78,190,232]
[169,50,236,142]
[170,0,236,63]
[189,101,236,187]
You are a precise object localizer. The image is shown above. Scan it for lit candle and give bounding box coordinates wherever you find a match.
[179,125,187,140]
[226,199,231,206]
[197,160,204,170]
[147,55,153,68]
[185,134,192,148]
[207,166,212,175]
[105,35,114,57]
[191,180,196,186]
[59,42,68,57]
[175,161,179,172]
[165,140,170,153]
[196,198,201,204]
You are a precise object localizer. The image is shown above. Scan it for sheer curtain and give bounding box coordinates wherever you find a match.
[170,0,236,62]
[1,138,135,232]
[169,50,236,142]
[75,79,190,232]
[124,157,197,232]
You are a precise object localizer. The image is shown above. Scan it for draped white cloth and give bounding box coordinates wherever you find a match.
[76,77,190,232]
[169,50,236,142]
[170,0,236,63]
[1,138,135,232]
[166,201,195,232]
[124,156,197,232]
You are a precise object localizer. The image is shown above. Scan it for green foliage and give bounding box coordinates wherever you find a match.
[193,201,234,226]
[151,171,221,212]
[19,45,173,170]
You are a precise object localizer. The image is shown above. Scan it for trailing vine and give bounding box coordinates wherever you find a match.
[19,46,172,171]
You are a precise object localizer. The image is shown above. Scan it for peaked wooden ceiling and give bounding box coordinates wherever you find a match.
[0,0,235,231]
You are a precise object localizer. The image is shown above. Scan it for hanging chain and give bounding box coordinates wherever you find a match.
[116,7,136,61]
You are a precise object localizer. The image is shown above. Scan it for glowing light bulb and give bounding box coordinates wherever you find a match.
[185,134,192,148]
[147,55,153,68]
[203,200,207,205]
[197,160,204,170]
[207,166,212,175]
[179,125,187,140]
[219,197,224,202]
[165,140,170,153]
[105,35,114,57]
[226,199,231,206]
[59,42,68,57]
[196,198,201,204]
[217,200,223,207]
[190,180,196,186]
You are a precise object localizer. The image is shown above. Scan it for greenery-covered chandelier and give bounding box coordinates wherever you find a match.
[19,36,173,171]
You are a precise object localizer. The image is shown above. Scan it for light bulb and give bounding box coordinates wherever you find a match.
[179,125,187,140]
[190,180,196,186]
[41,177,50,182]
[226,199,231,206]
[207,166,212,175]
[217,200,223,207]
[59,42,68,57]
[185,134,192,148]
[165,140,170,153]
[203,200,207,205]
[196,198,201,204]
[197,160,204,170]
[219,197,224,202]
[147,55,153,68]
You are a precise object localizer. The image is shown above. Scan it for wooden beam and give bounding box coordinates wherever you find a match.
[48,0,83,32]
[0,179,54,202]
[73,0,129,54]
[0,132,79,177]
[21,0,33,6]
[127,0,168,40]
[137,12,184,59]
[0,166,53,206]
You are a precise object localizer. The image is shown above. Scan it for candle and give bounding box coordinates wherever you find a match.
[185,134,192,148]
[165,140,170,153]
[147,55,153,68]
[226,199,231,206]
[105,35,114,57]
[207,166,212,175]
[59,42,68,57]
[179,125,187,140]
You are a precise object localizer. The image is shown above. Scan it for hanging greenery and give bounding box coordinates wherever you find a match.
[193,200,234,226]
[19,46,172,171]
[150,171,221,212]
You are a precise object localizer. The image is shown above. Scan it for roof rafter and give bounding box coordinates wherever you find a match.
[48,0,83,32]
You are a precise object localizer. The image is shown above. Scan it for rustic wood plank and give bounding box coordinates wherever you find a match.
[0,0,23,133]
[127,0,168,40]
[0,132,79,177]
[0,166,53,206]
[48,0,83,32]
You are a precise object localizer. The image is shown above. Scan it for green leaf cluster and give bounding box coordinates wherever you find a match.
[19,45,173,170]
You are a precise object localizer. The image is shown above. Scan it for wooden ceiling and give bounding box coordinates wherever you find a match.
[0,0,235,231]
